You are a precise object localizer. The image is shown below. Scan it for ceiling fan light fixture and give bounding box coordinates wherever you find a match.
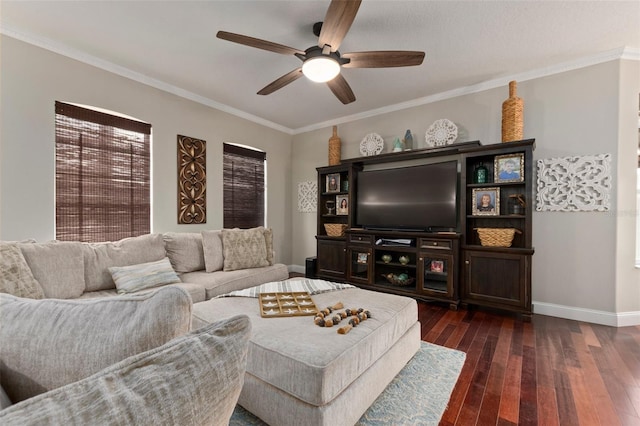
[302,56,340,83]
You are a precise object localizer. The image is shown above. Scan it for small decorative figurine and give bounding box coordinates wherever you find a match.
[392,137,404,152]
[403,129,413,150]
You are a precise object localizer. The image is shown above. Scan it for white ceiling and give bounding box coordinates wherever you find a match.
[1,1,639,134]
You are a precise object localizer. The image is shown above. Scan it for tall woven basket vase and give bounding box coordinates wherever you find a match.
[328,125,341,165]
[501,81,524,142]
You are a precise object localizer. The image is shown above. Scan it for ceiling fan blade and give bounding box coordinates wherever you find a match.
[318,0,362,52]
[342,51,426,68]
[327,74,356,104]
[217,31,305,56]
[257,68,304,95]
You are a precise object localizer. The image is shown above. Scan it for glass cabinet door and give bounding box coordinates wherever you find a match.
[419,252,453,296]
[347,248,372,284]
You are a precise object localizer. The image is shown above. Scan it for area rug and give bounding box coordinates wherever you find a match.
[229,341,466,426]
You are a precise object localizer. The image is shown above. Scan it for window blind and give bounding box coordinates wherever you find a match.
[55,101,151,242]
[223,143,266,229]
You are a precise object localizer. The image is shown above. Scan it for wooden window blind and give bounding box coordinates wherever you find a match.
[55,101,151,242]
[223,143,266,229]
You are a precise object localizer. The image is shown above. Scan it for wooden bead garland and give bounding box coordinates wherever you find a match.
[313,302,372,334]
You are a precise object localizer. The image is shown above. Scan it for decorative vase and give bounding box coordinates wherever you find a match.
[381,254,392,263]
[398,255,409,265]
[501,81,523,142]
[474,162,488,184]
[328,126,341,165]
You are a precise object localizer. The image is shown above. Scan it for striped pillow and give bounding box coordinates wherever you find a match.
[109,258,181,294]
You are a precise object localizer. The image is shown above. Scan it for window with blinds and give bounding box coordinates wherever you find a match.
[55,101,151,243]
[223,143,266,229]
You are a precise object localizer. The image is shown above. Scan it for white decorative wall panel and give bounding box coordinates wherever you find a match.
[297,181,317,213]
[536,153,611,212]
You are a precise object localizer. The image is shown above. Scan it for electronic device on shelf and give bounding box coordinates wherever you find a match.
[375,238,413,247]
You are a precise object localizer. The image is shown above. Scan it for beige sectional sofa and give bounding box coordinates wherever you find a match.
[5,229,288,303]
[0,227,288,425]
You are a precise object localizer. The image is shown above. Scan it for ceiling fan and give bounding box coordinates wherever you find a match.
[216,0,425,104]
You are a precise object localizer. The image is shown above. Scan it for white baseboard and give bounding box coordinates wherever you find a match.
[284,267,640,327]
[288,264,305,274]
[533,301,640,327]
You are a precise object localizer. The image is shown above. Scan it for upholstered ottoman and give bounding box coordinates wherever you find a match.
[192,286,420,426]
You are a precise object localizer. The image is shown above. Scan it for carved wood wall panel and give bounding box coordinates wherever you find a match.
[536,153,611,212]
[177,135,206,224]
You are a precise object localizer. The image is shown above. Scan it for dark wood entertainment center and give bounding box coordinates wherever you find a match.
[316,139,535,319]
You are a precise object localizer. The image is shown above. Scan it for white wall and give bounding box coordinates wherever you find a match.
[291,60,640,324]
[0,36,293,263]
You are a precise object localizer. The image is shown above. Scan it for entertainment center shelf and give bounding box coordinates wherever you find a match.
[315,139,535,319]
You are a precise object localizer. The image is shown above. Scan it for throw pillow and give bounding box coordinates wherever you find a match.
[221,227,269,271]
[18,241,85,299]
[0,316,251,426]
[0,286,192,403]
[0,243,44,299]
[162,232,206,273]
[202,230,224,272]
[109,257,181,294]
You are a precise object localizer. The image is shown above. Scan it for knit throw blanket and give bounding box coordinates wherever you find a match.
[217,278,354,298]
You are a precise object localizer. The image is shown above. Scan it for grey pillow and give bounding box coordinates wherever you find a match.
[0,243,44,299]
[221,227,270,271]
[0,316,251,426]
[109,257,181,294]
[202,230,224,272]
[163,232,206,272]
[18,241,85,299]
[0,286,192,403]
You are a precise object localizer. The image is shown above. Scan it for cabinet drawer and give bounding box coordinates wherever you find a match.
[419,239,452,250]
[349,234,373,244]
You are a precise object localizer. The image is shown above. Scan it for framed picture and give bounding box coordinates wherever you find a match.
[357,252,368,264]
[336,195,349,215]
[326,173,340,193]
[494,153,524,183]
[430,260,444,273]
[472,187,500,216]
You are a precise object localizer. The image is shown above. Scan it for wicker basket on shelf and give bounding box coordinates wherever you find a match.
[475,228,521,247]
[324,223,347,237]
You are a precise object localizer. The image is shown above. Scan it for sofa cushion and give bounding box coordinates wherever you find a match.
[181,263,289,299]
[221,227,270,271]
[18,241,85,299]
[109,257,181,294]
[0,286,192,403]
[264,227,274,265]
[0,243,44,299]
[163,232,206,273]
[0,316,251,426]
[82,234,166,292]
[202,230,224,272]
[78,283,207,303]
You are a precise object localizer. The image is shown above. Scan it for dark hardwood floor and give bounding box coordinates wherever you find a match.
[417,302,640,426]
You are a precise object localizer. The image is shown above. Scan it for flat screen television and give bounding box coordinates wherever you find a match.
[355,160,458,232]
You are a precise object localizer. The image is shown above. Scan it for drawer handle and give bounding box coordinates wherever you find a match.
[433,242,438,246]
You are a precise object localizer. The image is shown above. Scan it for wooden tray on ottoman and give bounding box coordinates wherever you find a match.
[259,292,319,318]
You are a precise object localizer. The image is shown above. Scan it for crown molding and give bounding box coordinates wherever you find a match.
[292,46,639,134]
[0,24,294,135]
[2,24,636,136]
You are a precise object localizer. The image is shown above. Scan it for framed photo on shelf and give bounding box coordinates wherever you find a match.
[472,187,500,216]
[494,153,524,183]
[430,260,444,273]
[356,252,368,264]
[336,195,348,215]
[326,173,340,193]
